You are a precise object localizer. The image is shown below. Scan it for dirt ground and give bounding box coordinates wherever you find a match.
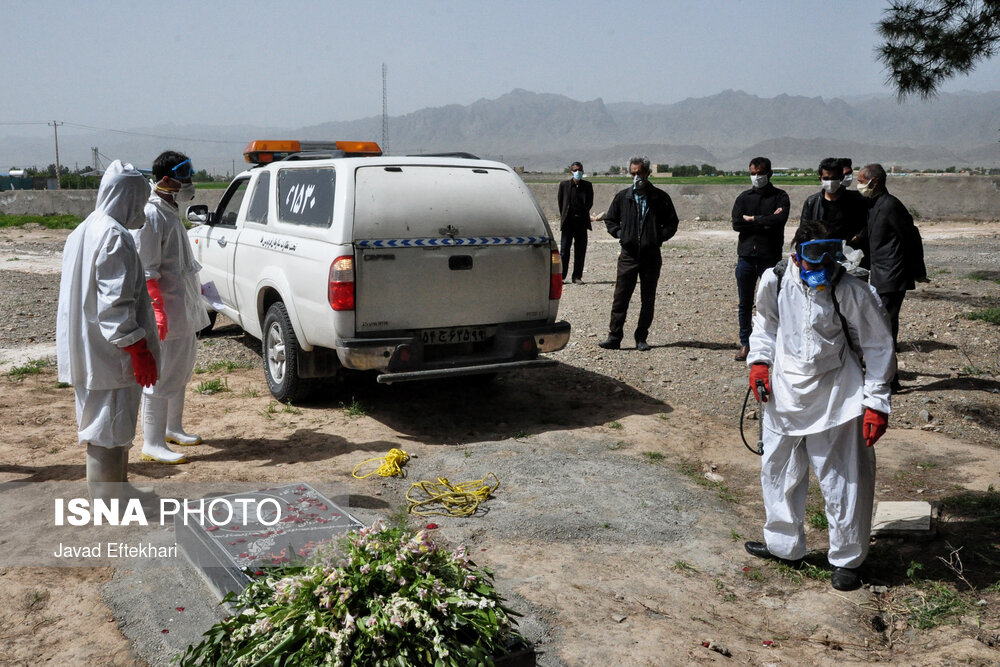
[0,218,999,666]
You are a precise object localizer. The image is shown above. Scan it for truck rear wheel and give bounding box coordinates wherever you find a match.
[262,302,308,402]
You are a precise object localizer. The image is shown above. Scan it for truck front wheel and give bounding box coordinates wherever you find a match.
[262,302,307,402]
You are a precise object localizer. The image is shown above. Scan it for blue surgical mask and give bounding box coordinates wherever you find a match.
[572,170,582,181]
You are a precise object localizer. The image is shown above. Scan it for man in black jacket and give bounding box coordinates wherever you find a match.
[731,157,789,361]
[857,163,926,392]
[597,156,679,351]
[556,161,594,283]
[800,157,869,264]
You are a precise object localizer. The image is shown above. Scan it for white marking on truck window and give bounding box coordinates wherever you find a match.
[285,183,316,215]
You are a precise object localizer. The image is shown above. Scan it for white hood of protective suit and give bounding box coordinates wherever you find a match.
[96,160,150,230]
[56,160,159,389]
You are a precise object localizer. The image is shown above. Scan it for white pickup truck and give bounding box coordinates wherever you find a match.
[187,140,570,401]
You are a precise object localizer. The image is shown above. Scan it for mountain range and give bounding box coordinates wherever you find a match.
[3,89,1000,175]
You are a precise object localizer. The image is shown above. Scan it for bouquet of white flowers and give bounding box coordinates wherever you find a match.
[176,521,525,666]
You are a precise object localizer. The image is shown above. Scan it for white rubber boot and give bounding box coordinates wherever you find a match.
[166,394,201,446]
[141,395,188,464]
[119,447,156,496]
[86,444,124,500]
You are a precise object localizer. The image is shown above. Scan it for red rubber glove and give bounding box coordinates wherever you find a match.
[863,408,888,447]
[146,279,168,341]
[749,363,771,402]
[124,338,158,387]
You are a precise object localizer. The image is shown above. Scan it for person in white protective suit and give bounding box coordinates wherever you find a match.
[744,219,895,591]
[57,160,160,499]
[131,151,210,464]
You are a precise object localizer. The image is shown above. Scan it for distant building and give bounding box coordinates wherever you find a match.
[0,172,33,190]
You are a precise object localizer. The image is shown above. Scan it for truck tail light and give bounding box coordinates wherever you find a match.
[329,255,355,311]
[549,250,563,300]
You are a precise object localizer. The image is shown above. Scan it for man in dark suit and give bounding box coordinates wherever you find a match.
[596,156,679,351]
[557,161,594,284]
[857,162,926,392]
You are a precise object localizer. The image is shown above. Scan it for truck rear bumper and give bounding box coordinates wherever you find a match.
[375,359,558,384]
[335,320,570,374]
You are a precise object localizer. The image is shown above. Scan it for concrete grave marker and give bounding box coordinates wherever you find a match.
[872,501,933,537]
[177,483,363,600]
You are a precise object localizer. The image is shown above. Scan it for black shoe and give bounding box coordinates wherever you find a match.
[734,345,749,361]
[598,337,621,350]
[744,541,802,568]
[890,379,903,394]
[831,566,862,591]
[635,340,652,352]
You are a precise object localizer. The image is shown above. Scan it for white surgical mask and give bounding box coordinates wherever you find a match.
[572,170,582,181]
[176,182,196,203]
[750,174,769,189]
[857,179,876,198]
[841,173,854,187]
[821,179,841,194]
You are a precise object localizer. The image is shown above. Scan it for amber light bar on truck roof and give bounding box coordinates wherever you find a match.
[243,140,382,164]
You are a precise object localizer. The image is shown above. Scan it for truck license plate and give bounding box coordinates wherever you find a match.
[421,327,487,345]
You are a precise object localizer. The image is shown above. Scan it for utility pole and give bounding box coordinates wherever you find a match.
[92,147,99,171]
[382,63,389,155]
[49,120,63,189]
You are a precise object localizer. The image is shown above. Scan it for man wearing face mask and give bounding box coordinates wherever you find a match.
[744,220,895,591]
[597,156,679,351]
[839,158,855,189]
[800,158,869,263]
[557,161,594,284]
[731,157,789,361]
[131,151,210,464]
[857,163,926,393]
[57,160,160,499]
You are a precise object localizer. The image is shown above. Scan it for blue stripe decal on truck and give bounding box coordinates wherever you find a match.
[356,236,549,248]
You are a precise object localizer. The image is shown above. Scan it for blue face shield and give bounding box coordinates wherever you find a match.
[170,159,195,180]
[796,238,843,290]
[797,239,844,264]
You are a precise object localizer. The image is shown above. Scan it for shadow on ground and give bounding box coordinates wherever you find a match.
[903,339,958,353]
[662,339,739,351]
[292,363,670,445]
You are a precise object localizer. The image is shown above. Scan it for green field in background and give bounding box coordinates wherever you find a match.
[0,213,81,229]
[525,175,817,186]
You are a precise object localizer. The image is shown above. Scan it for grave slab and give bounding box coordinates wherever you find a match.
[176,483,363,600]
[872,500,933,536]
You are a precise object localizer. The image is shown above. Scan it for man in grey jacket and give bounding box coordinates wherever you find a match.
[596,156,679,351]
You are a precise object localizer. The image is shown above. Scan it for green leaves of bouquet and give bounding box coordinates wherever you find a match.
[176,521,523,666]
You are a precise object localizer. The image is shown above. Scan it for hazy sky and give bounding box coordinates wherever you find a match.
[4,0,1000,141]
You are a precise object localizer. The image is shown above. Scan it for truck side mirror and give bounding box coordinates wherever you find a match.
[186,204,212,226]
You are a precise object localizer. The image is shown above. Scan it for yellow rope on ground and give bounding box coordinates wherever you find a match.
[352,448,409,479]
[406,472,500,517]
